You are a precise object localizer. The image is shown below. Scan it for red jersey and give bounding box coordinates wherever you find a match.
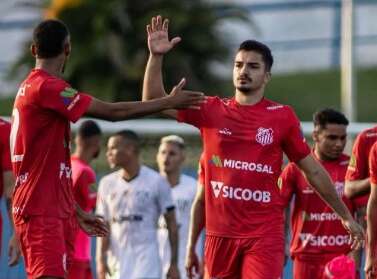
[369,142,377,185]
[10,69,92,223]
[71,156,96,261]
[178,97,310,238]
[346,126,377,208]
[280,153,354,257]
[0,118,12,198]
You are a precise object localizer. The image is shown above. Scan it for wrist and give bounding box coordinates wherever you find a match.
[150,52,164,59]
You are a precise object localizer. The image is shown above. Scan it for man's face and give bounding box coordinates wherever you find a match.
[232,50,270,94]
[106,136,131,169]
[157,142,184,174]
[313,124,347,160]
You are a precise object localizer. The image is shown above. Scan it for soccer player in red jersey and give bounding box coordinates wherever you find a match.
[280,108,359,279]
[68,120,102,279]
[142,16,364,279]
[0,118,21,266]
[365,142,377,279]
[10,19,204,279]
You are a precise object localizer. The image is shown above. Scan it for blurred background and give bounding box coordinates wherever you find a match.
[0,0,376,278]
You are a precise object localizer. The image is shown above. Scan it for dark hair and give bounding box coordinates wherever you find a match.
[113,130,140,153]
[33,19,69,59]
[238,40,274,71]
[77,120,102,139]
[313,108,349,130]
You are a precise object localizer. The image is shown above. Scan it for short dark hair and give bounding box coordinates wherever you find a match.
[114,130,140,153]
[238,40,274,71]
[313,108,349,130]
[33,19,69,59]
[77,120,102,139]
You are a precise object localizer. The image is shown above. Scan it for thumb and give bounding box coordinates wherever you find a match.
[171,36,181,46]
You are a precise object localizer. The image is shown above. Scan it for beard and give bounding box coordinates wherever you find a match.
[236,85,252,94]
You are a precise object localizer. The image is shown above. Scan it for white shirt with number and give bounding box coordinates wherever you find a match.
[96,166,174,279]
[158,174,202,278]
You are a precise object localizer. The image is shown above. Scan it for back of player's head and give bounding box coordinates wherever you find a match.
[313,108,349,130]
[33,19,69,59]
[160,135,185,150]
[113,130,140,153]
[238,40,274,72]
[77,120,102,140]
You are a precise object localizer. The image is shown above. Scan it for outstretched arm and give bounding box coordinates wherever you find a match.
[345,178,370,198]
[143,15,183,119]
[297,154,364,249]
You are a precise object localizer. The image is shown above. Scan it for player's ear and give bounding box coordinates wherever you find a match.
[312,129,319,143]
[264,71,271,84]
[30,44,37,57]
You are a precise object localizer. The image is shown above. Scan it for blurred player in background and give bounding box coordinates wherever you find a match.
[11,19,204,279]
[0,118,20,266]
[142,15,364,279]
[365,141,377,279]
[68,120,102,279]
[280,108,359,279]
[157,135,203,278]
[96,130,179,279]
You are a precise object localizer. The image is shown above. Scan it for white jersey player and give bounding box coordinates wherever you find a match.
[96,130,179,279]
[157,135,203,278]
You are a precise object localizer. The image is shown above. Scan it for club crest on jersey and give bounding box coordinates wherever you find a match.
[255,127,273,146]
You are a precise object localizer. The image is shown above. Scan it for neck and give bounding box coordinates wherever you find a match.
[235,88,264,105]
[314,147,336,162]
[72,148,92,164]
[35,59,63,78]
[161,170,180,187]
[121,160,140,181]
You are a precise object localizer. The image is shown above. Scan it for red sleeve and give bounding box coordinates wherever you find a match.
[279,163,297,206]
[282,107,310,163]
[0,121,11,171]
[73,168,97,210]
[177,97,217,128]
[346,132,368,181]
[369,143,377,185]
[37,78,92,123]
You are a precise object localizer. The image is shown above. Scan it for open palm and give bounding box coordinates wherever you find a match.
[147,15,181,55]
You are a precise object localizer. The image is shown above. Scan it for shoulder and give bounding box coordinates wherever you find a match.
[99,171,120,189]
[140,166,167,185]
[262,99,297,119]
[39,75,70,96]
[181,174,197,187]
[358,126,377,142]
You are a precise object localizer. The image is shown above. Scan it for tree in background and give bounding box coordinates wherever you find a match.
[9,0,249,102]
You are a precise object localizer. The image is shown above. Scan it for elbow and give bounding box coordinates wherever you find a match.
[344,182,357,199]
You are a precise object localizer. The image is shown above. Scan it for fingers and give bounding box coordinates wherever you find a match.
[146,25,152,36]
[162,18,169,31]
[8,246,20,266]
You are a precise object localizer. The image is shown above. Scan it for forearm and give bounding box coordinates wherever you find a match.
[345,178,370,198]
[96,235,110,276]
[367,193,377,258]
[4,171,15,230]
[187,198,205,251]
[142,54,167,101]
[167,219,179,265]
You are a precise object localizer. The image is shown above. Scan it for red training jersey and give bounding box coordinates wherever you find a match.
[10,69,92,223]
[0,118,12,198]
[178,97,310,238]
[280,153,354,257]
[369,142,377,186]
[346,126,377,208]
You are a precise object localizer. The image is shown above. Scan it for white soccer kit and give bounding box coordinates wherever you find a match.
[96,166,174,279]
[158,174,202,278]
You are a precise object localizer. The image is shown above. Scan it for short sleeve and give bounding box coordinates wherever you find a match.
[0,121,11,171]
[346,132,368,181]
[282,107,310,163]
[157,177,174,215]
[38,78,92,123]
[369,143,377,185]
[279,163,297,206]
[177,96,217,128]
[96,179,110,222]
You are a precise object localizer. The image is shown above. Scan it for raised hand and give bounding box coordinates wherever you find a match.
[168,78,206,110]
[146,15,181,55]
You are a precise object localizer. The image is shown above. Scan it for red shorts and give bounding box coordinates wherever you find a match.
[205,235,284,279]
[15,215,77,279]
[68,259,93,279]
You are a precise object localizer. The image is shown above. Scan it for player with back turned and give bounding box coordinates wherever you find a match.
[142,15,364,279]
[10,19,204,279]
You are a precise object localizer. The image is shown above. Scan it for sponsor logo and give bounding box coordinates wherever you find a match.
[15,172,29,187]
[12,206,24,215]
[17,84,31,97]
[306,212,341,221]
[366,132,377,138]
[12,154,24,163]
[60,87,78,106]
[302,187,314,194]
[210,180,271,203]
[348,154,356,170]
[218,128,232,135]
[266,105,284,110]
[334,181,345,197]
[255,127,273,146]
[67,94,81,111]
[209,155,273,174]
[299,233,350,247]
[59,163,72,179]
